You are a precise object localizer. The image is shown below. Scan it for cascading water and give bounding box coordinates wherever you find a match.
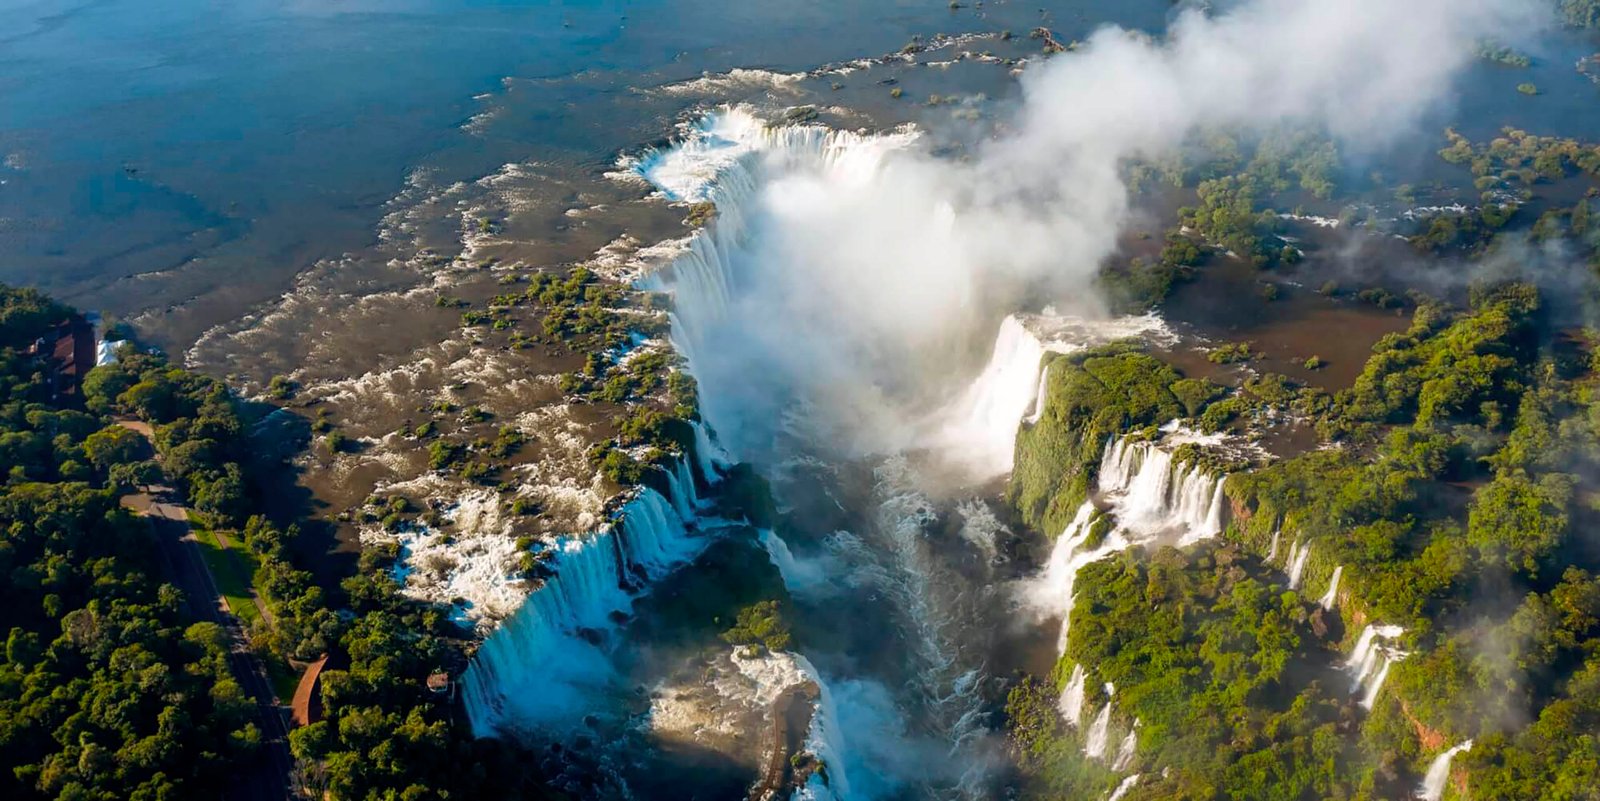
[791,654,857,801]
[1346,624,1408,711]
[463,475,706,736]
[663,458,701,523]
[634,106,925,461]
[1023,362,1053,427]
[691,419,732,485]
[1318,565,1343,610]
[1416,740,1472,801]
[1058,663,1088,728]
[1267,529,1280,562]
[636,107,1183,800]
[1028,432,1229,656]
[1107,774,1140,801]
[1285,540,1312,590]
[1097,437,1226,545]
[1083,683,1116,761]
[942,315,1048,476]
[1031,502,1117,653]
[1111,721,1138,772]
[634,108,1198,801]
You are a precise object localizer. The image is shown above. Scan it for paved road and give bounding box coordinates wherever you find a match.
[118,422,294,801]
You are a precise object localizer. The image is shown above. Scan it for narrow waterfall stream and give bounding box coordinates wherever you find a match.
[1416,741,1473,801]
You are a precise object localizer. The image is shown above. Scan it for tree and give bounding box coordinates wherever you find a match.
[720,600,792,653]
[191,463,247,529]
[81,425,144,473]
[1467,473,1573,578]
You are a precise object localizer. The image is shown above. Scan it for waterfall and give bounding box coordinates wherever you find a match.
[1058,663,1088,728]
[615,486,700,576]
[1097,437,1226,543]
[759,528,802,587]
[1029,432,1230,657]
[1024,361,1053,426]
[1416,740,1472,801]
[1346,624,1407,710]
[1286,541,1311,590]
[1347,625,1384,681]
[759,527,832,596]
[664,458,700,520]
[941,315,1049,476]
[1361,658,1394,710]
[1084,702,1114,760]
[1033,502,1129,653]
[691,418,732,483]
[791,654,856,801]
[1267,529,1280,562]
[1112,721,1138,771]
[1107,774,1140,801]
[1318,565,1343,610]
[940,312,1177,477]
[462,472,708,736]
[634,106,921,458]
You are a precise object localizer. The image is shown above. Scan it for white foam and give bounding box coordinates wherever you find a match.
[1108,774,1140,801]
[1058,663,1088,728]
[1318,565,1343,610]
[937,312,1174,477]
[1112,720,1138,771]
[1345,624,1407,711]
[462,473,710,735]
[1025,430,1230,656]
[1084,701,1114,760]
[1416,740,1472,801]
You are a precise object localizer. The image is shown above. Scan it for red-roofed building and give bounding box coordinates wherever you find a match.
[24,313,96,404]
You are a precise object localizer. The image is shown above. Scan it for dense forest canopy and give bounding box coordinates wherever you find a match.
[0,285,555,800]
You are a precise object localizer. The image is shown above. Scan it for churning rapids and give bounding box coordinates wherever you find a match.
[444,94,1452,798]
[456,102,1419,799]
[454,103,1274,799]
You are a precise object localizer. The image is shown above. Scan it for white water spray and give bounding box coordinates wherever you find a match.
[463,476,706,735]
[1416,740,1472,801]
[1098,437,1226,545]
[1112,721,1139,772]
[1318,565,1343,610]
[1059,663,1089,729]
[1107,774,1140,801]
[791,654,857,801]
[1027,432,1229,656]
[1345,624,1408,711]
[941,313,1173,477]
[623,0,1539,789]
[1084,701,1114,761]
[1285,540,1311,590]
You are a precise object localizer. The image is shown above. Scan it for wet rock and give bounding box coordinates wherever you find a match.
[1310,607,1331,639]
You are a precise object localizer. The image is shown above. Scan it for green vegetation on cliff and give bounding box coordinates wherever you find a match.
[1007,282,1600,800]
[1011,546,1355,800]
[0,286,259,800]
[1009,346,1193,536]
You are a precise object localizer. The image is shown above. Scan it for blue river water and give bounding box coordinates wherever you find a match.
[0,0,1185,346]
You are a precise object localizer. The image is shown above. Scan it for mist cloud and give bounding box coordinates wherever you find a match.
[653,0,1548,465]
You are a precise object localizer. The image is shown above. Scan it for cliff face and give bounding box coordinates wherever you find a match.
[1402,700,1448,752]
